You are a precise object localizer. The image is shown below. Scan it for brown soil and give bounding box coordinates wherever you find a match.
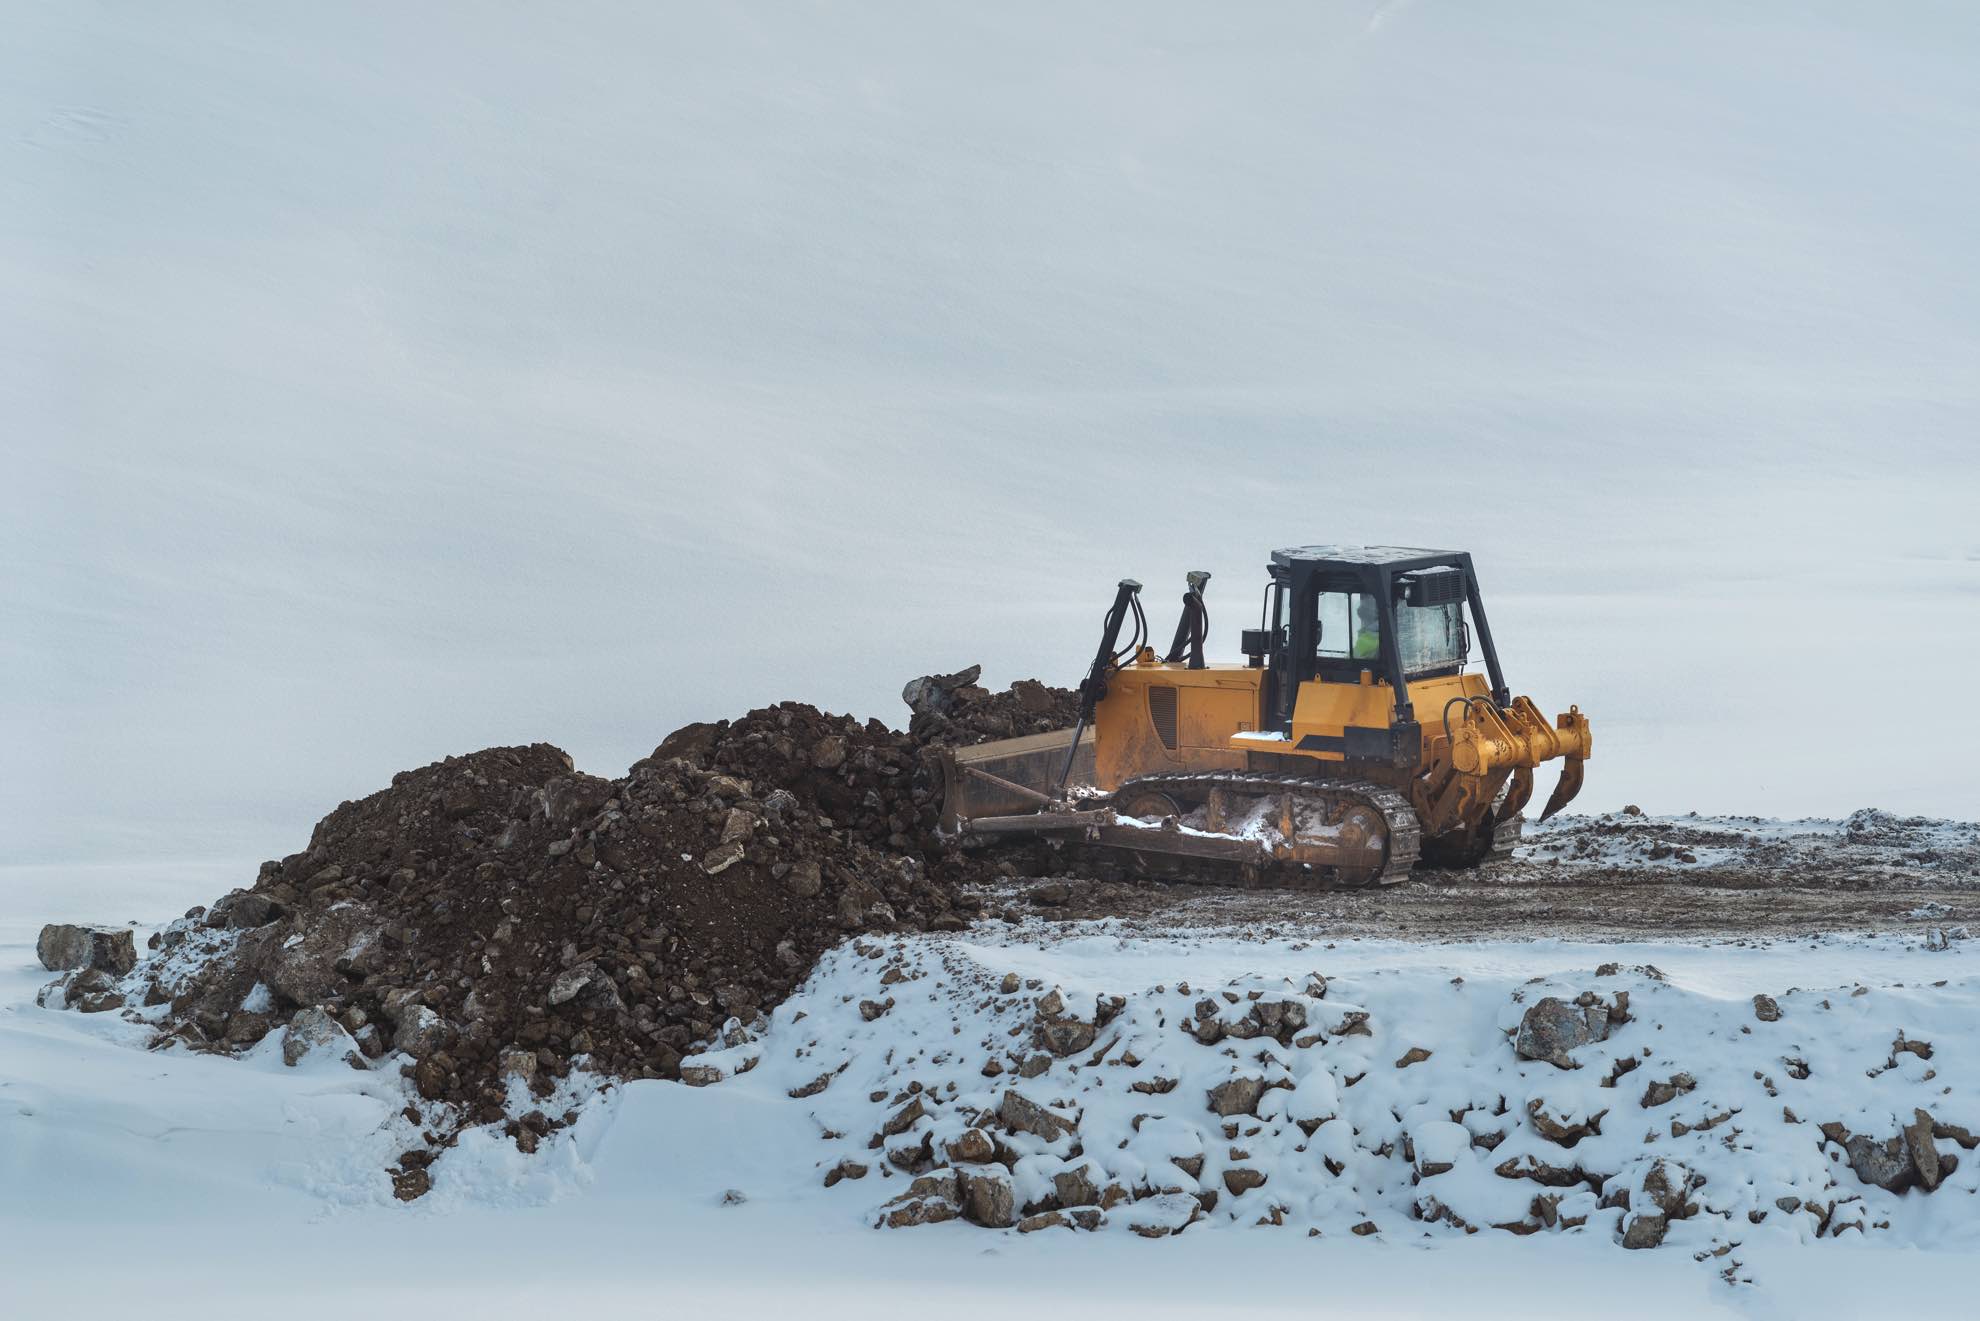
[135,672,1076,1149]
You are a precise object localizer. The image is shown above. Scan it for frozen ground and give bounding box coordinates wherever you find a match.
[8,857,1980,1318]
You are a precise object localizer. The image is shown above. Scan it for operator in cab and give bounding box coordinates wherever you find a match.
[1352,593,1381,660]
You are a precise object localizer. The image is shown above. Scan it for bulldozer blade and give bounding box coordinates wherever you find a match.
[1539,758,1585,822]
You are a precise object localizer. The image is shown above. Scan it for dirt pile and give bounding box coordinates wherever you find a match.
[900,664,1079,746]
[117,671,1071,1167]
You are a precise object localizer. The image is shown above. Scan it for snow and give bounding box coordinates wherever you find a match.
[10,859,1980,1315]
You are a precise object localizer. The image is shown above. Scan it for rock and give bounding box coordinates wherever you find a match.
[882,1195,960,1229]
[999,973,1021,995]
[1621,1212,1668,1249]
[702,842,746,875]
[281,1006,348,1066]
[679,1065,723,1087]
[1843,1132,1915,1193]
[392,1005,451,1058]
[1753,993,1781,1022]
[1018,1053,1051,1079]
[901,666,981,717]
[547,963,598,1006]
[1395,1047,1433,1069]
[1125,1191,1201,1239]
[1640,1073,1696,1108]
[1526,1098,1605,1147]
[1635,1158,1698,1224]
[1030,881,1070,907]
[811,735,848,771]
[788,1071,834,1099]
[882,1096,928,1137]
[1223,1168,1267,1196]
[1053,1164,1100,1208]
[1035,1018,1096,1057]
[1034,988,1065,1018]
[1018,1210,1067,1233]
[859,997,894,1022]
[1207,1075,1266,1118]
[823,1159,868,1187]
[1351,1220,1379,1236]
[498,1048,538,1082]
[208,891,284,930]
[535,773,613,828]
[718,807,758,845]
[253,904,379,1007]
[653,721,720,764]
[36,923,136,975]
[784,860,823,898]
[944,1128,996,1164]
[880,1171,962,1228]
[720,1188,748,1206]
[1905,1108,1946,1191]
[391,1167,432,1201]
[1514,996,1610,1069]
[958,1167,1016,1227]
[998,1088,1076,1142]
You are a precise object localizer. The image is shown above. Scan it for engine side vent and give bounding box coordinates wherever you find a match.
[1147,684,1179,751]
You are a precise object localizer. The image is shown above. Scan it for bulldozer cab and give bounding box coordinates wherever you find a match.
[1250,545,1509,735]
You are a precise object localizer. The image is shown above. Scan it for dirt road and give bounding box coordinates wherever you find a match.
[975,809,1980,943]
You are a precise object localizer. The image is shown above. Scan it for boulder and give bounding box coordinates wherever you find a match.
[823,1159,868,1187]
[998,1088,1076,1142]
[901,666,982,717]
[547,962,598,1006]
[1753,993,1781,1022]
[1640,1073,1696,1108]
[252,905,379,1007]
[208,891,285,930]
[1223,1168,1268,1196]
[281,1006,349,1067]
[392,1004,452,1058]
[535,773,613,828]
[1035,1017,1097,1057]
[944,1128,996,1164]
[36,923,136,975]
[958,1166,1016,1227]
[1843,1132,1914,1193]
[1207,1075,1266,1118]
[1514,996,1610,1069]
[1620,1212,1668,1249]
[1526,1098,1605,1147]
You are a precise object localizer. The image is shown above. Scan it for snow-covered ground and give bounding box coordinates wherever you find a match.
[8,861,1980,1317]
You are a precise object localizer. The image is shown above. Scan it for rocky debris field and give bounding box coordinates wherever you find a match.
[33,667,1071,1193]
[32,667,1980,1220]
[684,933,1980,1276]
[983,808,1980,942]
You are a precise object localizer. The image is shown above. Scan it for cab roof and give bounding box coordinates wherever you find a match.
[1269,544,1467,570]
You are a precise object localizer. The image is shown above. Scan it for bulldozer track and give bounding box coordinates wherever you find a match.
[1106,769,1422,891]
[1486,810,1524,862]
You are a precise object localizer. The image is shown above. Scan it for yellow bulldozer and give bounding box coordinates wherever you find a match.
[939,545,1591,888]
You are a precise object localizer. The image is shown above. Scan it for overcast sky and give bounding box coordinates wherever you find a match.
[6,1,1978,870]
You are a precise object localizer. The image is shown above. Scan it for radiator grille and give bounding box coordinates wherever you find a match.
[1147,685,1179,751]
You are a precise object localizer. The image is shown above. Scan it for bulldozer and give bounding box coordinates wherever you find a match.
[938,545,1591,888]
